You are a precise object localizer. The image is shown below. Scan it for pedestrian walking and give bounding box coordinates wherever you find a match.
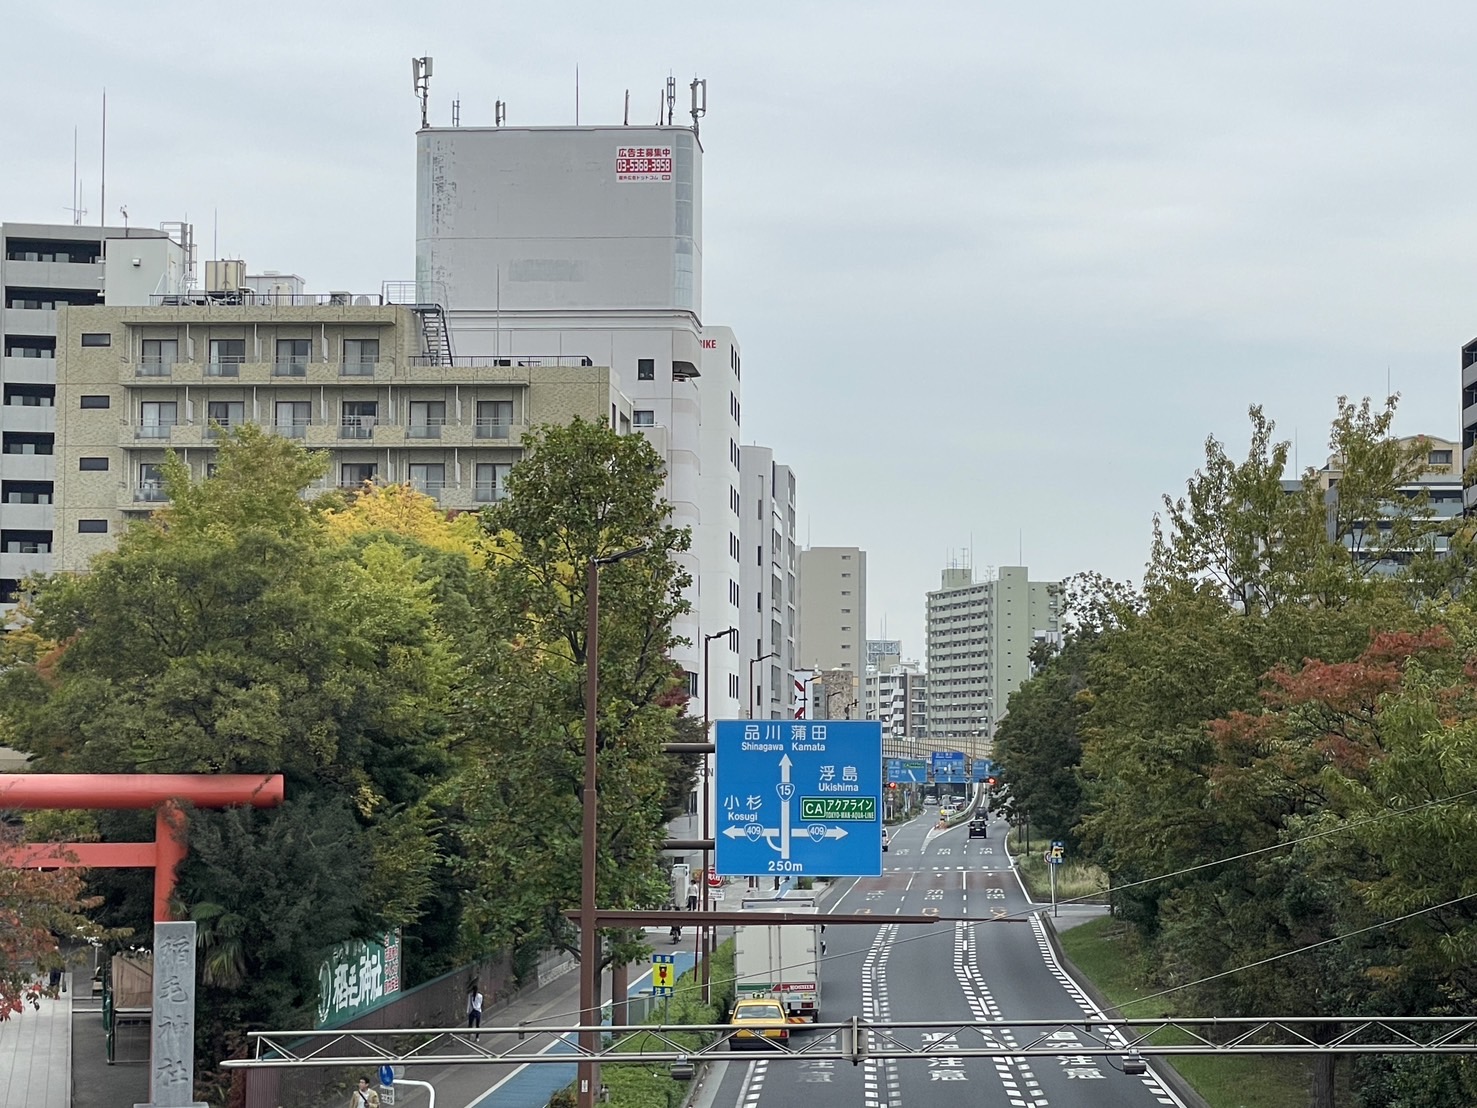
[686,880,699,911]
[467,981,483,1038]
[350,1076,380,1108]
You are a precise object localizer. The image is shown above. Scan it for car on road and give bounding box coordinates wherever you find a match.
[728,998,791,1049]
[968,817,988,838]
[939,804,957,818]
[882,828,890,852]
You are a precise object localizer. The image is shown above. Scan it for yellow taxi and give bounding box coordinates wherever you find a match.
[727,997,791,1049]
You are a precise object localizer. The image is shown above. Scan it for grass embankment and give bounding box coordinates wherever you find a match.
[1005,830,1106,904]
[549,942,736,1108]
[1058,916,1311,1108]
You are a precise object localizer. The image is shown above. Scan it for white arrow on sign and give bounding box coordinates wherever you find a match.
[775,754,794,860]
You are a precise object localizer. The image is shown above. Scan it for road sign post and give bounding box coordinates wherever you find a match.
[715,720,883,879]
[1049,841,1064,917]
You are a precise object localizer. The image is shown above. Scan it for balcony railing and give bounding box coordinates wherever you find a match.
[410,480,447,496]
[135,422,177,439]
[3,542,50,554]
[474,484,508,503]
[272,359,308,377]
[205,420,241,439]
[339,418,376,439]
[475,420,514,439]
[206,358,243,377]
[273,420,310,439]
[136,359,176,377]
[134,484,169,503]
[341,361,379,377]
[406,419,446,439]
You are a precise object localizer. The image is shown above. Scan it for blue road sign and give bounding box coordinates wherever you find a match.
[715,720,883,879]
[379,1064,395,1087]
[972,758,996,781]
[931,750,965,773]
[885,758,927,784]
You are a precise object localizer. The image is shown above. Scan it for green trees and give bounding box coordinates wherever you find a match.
[449,418,694,972]
[0,417,694,1100]
[999,397,1477,1106]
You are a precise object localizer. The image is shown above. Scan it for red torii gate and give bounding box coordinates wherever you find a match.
[0,774,285,921]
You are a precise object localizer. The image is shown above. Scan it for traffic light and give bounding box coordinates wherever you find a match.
[986,776,997,788]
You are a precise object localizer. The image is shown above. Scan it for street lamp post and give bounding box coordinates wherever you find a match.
[700,627,737,1003]
[579,546,648,1108]
[747,651,777,719]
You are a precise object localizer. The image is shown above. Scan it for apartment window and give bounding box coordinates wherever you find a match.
[1430,449,1454,465]
[79,457,109,471]
[79,395,110,409]
[206,401,244,437]
[275,400,310,438]
[139,338,178,376]
[342,338,380,375]
[80,333,111,347]
[637,358,655,381]
[341,462,378,489]
[77,519,108,534]
[633,410,655,427]
[408,463,446,496]
[274,338,310,376]
[3,481,52,505]
[841,572,851,578]
[842,590,851,596]
[475,462,512,502]
[138,401,177,439]
[476,399,513,438]
[209,338,246,376]
[408,400,446,438]
[341,400,378,439]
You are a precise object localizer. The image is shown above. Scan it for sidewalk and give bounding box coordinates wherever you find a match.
[0,978,72,1108]
[386,933,699,1108]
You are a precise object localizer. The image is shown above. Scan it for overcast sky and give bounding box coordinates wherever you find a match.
[5,2,1472,656]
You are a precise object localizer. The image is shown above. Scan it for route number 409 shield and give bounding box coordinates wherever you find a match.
[713,720,883,878]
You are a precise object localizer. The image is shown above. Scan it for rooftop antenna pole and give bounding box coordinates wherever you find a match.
[70,127,80,224]
[100,89,106,230]
[575,65,580,125]
[665,76,676,125]
[452,98,460,126]
[689,77,707,136]
[495,100,506,126]
[412,57,433,130]
[623,89,630,126]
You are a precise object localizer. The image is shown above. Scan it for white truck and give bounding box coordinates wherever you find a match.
[733,895,822,1022]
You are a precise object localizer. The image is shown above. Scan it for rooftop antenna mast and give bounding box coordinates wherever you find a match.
[623,89,630,126]
[452,98,460,126]
[495,100,506,126]
[99,89,106,231]
[66,127,87,225]
[689,77,707,136]
[412,57,433,129]
[665,76,676,125]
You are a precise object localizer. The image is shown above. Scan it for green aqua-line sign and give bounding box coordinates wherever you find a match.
[800,797,877,821]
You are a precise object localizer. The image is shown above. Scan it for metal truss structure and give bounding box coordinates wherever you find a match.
[224,1016,1477,1070]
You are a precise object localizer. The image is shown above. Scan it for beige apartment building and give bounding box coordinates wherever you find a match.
[51,299,632,571]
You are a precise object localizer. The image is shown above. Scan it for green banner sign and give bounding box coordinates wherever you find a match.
[800,796,878,821]
[315,930,402,1027]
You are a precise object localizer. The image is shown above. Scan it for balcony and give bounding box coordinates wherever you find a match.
[205,357,243,378]
[133,421,178,441]
[272,360,308,378]
[135,358,176,378]
[0,454,53,480]
[406,419,445,440]
[2,355,55,385]
[272,420,310,440]
[339,418,376,440]
[0,404,56,434]
[475,420,515,440]
[409,480,447,498]
[133,483,170,503]
[0,549,50,579]
[4,308,57,336]
[474,484,508,504]
[340,361,379,378]
[0,502,53,529]
[204,420,243,440]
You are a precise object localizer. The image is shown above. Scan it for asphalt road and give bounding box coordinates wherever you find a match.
[703,807,1186,1108]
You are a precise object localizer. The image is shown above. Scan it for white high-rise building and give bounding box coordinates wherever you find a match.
[1,221,187,608]
[696,326,743,721]
[739,445,798,719]
[415,123,708,690]
[925,564,1061,754]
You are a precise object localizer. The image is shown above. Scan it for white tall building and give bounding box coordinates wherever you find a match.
[863,660,929,757]
[415,123,709,690]
[739,445,798,718]
[925,564,1060,753]
[696,326,743,720]
[796,546,867,673]
[1,221,187,607]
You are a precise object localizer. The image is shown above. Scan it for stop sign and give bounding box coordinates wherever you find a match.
[707,871,722,888]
